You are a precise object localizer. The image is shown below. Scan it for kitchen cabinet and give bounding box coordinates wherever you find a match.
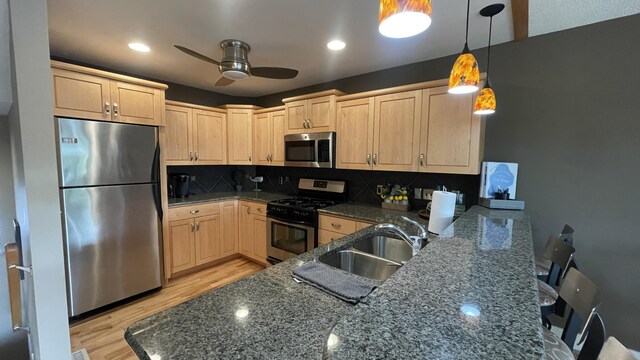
[318,214,376,244]
[166,201,239,277]
[283,90,344,134]
[254,107,285,166]
[165,102,227,165]
[226,106,256,165]
[51,61,166,126]
[419,86,484,174]
[336,91,421,172]
[238,201,267,265]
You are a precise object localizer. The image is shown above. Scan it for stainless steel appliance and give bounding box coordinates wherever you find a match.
[56,118,162,317]
[284,132,335,168]
[266,178,346,264]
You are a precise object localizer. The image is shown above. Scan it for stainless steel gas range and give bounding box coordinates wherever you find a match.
[266,178,346,264]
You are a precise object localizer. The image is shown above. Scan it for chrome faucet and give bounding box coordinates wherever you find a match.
[374,223,424,255]
[401,216,428,239]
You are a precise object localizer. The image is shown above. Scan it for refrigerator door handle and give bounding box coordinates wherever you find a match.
[151,143,163,220]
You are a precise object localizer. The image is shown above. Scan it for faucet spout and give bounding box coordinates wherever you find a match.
[374,223,424,255]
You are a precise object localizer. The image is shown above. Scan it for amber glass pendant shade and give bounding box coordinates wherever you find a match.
[448,45,480,94]
[474,83,496,115]
[379,0,432,38]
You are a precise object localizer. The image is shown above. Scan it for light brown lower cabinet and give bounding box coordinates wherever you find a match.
[167,201,238,277]
[318,214,375,244]
[238,201,268,265]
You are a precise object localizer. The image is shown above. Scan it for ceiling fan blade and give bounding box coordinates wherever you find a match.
[250,67,299,79]
[215,77,235,86]
[174,45,220,65]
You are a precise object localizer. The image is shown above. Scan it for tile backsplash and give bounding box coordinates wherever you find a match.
[167,165,257,195]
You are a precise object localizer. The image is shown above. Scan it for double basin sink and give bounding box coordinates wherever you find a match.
[319,234,427,282]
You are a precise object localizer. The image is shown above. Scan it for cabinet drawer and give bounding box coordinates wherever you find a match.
[319,215,356,235]
[318,229,345,245]
[248,202,267,216]
[168,202,221,221]
[356,221,375,231]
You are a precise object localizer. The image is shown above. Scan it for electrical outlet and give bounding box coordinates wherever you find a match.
[376,185,384,195]
[423,188,435,200]
[190,176,196,181]
[279,176,284,185]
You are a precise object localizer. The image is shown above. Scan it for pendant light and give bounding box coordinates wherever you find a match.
[448,0,480,94]
[474,3,504,115]
[379,0,432,39]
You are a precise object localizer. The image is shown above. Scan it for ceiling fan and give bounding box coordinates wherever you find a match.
[174,39,299,86]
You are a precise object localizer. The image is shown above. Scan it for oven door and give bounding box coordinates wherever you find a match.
[267,216,316,262]
[284,132,335,168]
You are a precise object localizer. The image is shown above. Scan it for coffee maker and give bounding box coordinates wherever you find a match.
[169,174,190,198]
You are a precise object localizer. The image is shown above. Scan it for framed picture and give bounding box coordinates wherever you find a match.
[480,162,518,199]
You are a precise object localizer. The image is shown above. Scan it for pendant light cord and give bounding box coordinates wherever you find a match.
[487,15,493,76]
[465,0,471,45]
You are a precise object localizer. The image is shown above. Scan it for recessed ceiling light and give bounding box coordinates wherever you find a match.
[128,42,150,53]
[327,40,346,51]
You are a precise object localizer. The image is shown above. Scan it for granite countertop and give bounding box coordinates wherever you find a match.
[168,191,289,207]
[126,206,544,359]
[319,202,427,228]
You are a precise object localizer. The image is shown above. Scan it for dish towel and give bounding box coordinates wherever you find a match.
[292,262,377,304]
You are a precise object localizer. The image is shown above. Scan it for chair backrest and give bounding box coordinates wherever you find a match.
[576,313,606,360]
[542,235,576,284]
[559,224,575,245]
[597,337,636,360]
[558,268,602,348]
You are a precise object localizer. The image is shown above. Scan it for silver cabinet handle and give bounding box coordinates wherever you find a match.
[113,102,119,117]
[191,223,195,232]
[373,153,378,165]
[303,120,308,129]
[419,154,425,166]
[249,154,252,162]
[190,152,194,161]
[246,207,251,215]
[195,222,200,231]
[331,223,341,229]
[367,154,371,165]
[190,209,199,214]
[307,119,312,129]
[105,102,110,115]
[195,152,199,161]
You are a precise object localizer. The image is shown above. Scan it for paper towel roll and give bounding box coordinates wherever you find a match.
[428,191,457,234]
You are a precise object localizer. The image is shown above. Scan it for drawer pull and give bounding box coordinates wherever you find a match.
[331,223,341,229]
[190,209,200,214]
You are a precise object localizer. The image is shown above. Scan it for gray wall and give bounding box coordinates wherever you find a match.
[254,14,640,348]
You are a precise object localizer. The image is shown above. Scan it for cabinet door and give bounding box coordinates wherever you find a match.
[373,91,422,172]
[307,96,336,132]
[110,81,163,126]
[318,229,343,245]
[194,214,222,266]
[252,215,267,263]
[253,113,271,165]
[165,105,193,165]
[285,100,306,134]
[193,109,227,165]
[169,219,196,274]
[420,87,483,174]
[227,109,253,164]
[271,110,286,166]
[220,201,239,257]
[239,202,253,257]
[356,221,375,231]
[51,68,111,121]
[336,98,374,170]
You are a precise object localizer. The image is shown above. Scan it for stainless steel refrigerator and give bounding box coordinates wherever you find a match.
[56,117,162,317]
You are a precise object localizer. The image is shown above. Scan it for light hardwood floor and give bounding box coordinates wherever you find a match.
[69,257,264,360]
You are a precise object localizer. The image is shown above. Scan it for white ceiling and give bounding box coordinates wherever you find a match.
[47,0,640,97]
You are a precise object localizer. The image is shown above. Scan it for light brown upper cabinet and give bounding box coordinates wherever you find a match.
[336,98,375,170]
[51,61,166,126]
[419,86,484,174]
[165,101,227,166]
[254,107,285,166]
[226,106,257,165]
[336,91,421,172]
[283,90,345,134]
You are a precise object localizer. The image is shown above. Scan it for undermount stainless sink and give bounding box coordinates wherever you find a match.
[319,250,401,281]
[352,235,419,264]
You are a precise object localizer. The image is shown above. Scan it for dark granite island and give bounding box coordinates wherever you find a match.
[125,206,544,359]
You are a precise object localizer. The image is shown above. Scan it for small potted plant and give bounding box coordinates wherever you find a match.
[232,169,245,192]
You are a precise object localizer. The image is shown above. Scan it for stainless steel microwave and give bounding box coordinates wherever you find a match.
[284,132,335,168]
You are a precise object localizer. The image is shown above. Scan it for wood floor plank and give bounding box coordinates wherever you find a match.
[69,257,264,359]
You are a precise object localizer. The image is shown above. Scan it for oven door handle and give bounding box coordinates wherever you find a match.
[267,215,315,228]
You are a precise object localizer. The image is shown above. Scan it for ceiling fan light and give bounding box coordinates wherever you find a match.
[379,0,432,38]
[474,85,496,115]
[448,51,480,94]
[222,70,249,80]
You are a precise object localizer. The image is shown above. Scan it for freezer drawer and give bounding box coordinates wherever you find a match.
[56,117,158,187]
[61,184,161,316]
